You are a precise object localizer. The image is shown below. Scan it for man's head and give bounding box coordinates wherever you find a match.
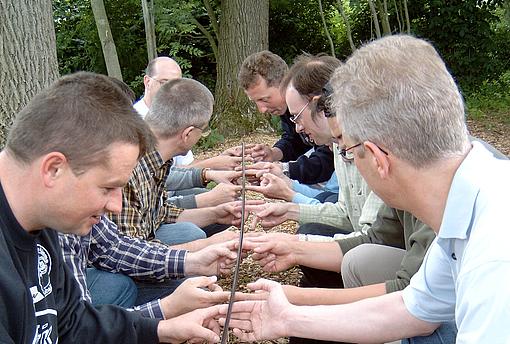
[330,35,471,206]
[143,56,182,107]
[238,51,288,115]
[145,78,213,154]
[5,72,155,234]
[282,54,342,145]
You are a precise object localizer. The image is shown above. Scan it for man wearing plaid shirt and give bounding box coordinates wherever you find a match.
[59,215,236,319]
[109,78,244,250]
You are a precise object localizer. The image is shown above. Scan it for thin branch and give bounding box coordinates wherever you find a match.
[191,17,218,61]
[203,0,219,42]
[318,0,336,57]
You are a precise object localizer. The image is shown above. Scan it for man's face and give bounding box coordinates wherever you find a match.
[144,60,182,107]
[52,143,139,236]
[286,86,333,145]
[327,116,345,149]
[245,76,287,115]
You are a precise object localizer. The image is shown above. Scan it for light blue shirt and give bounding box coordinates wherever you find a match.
[402,142,510,343]
[291,173,339,205]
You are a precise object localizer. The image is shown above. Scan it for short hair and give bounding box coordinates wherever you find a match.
[331,35,470,168]
[6,72,155,174]
[238,51,288,90]
[280,54,342,119]
[107,77,136,104]
[145,78,214,138]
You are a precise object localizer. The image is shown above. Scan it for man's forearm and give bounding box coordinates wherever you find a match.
[177,208,214,228]
[290,241,343,272]
[283,283,387,306]
[282,291,438,342]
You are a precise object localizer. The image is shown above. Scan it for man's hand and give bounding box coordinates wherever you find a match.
[157,306,222,343]
[196,183,242,208]
[242,235,299,272]
[185,239,238,276]
[242,161,285,178]
[206,170,242,185]
[160,276,230,319]
[199,155,246,170]
[248,144,278,162]
[218,278,292,342]
[246,173,295,201]
[222,144,256,157]
[246,202,297,229]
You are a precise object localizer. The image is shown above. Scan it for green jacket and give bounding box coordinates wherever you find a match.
[338,204,436,293]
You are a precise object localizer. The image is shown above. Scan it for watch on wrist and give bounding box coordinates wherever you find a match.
[281,162,290,177]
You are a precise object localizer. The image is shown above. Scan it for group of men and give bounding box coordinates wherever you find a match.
[1,33,508,344]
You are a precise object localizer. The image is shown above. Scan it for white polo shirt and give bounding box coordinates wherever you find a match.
[402,142,510,343]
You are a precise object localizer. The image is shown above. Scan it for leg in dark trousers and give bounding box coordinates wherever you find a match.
[290,223,353,344]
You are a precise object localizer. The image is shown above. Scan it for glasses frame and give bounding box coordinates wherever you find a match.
[194,124,211,138]
[148,76,168,85]
[290,100,310,124]
[339,142,389,161]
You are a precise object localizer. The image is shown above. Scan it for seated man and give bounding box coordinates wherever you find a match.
[59,215,236,314]
[109,78,243,247]
[0,71,220,343]
[225,50,335,186]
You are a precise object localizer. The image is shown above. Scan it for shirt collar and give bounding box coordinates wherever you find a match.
[438,141,492,239]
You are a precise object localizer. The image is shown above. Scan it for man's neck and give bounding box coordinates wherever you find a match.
[156,137,184,162]
[0,152,42,232]
[393,155,467,232]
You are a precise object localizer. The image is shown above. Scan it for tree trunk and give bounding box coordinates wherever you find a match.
[403,0,411,34]
[377,0,391,35]
[394,0,402,32]
[336,0,356,52]
[90,0,123,80]
[215,0,269,136]
[367,0,382,38]
[0,0,59,147]
[141,0,157,62]
[318,0,336,57]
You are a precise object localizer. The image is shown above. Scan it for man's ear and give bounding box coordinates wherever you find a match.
[180,126,195,143]
[143,75,151,90]
[40,152,68,187]
[364,141,390,179]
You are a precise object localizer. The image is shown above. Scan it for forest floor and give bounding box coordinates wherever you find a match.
[194,115,509,344]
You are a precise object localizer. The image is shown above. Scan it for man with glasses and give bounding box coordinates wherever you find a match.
[233,50,335,186]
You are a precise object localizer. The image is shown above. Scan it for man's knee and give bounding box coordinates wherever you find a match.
[87,268,137,307]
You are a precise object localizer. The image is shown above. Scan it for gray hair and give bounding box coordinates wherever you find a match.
[331,35,470,168]
[145,78,213,138]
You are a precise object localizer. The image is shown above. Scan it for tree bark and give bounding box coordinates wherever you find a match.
[403,0,411,34]
[90,0,123,80]
[141,0,157,62]
[394,0,402,32]
[377,0,391,35]
[318,0,336,57]
[215,0,269,135]
[0,0,59,147]
[336,0,356,52]
[367,0,382,38]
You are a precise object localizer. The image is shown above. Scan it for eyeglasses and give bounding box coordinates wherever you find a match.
[339,142,389,161]
[316,82,335,118]
[194,124,211,138]
[290,101,310,124]
[148,76,168,85]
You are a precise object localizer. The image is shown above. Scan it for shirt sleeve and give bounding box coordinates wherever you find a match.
[88,216,187,281]
[132,299,165,319]
[298,201,354,230]
[288,145,335,184]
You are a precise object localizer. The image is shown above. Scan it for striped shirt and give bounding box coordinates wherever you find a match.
[109,150,184,240]
[58,216,187,319]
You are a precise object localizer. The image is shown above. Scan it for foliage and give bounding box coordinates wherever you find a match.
[197,128,225,150]
[466,70,510,123]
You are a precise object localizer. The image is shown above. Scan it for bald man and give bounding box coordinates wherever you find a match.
[134,56,182,115]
